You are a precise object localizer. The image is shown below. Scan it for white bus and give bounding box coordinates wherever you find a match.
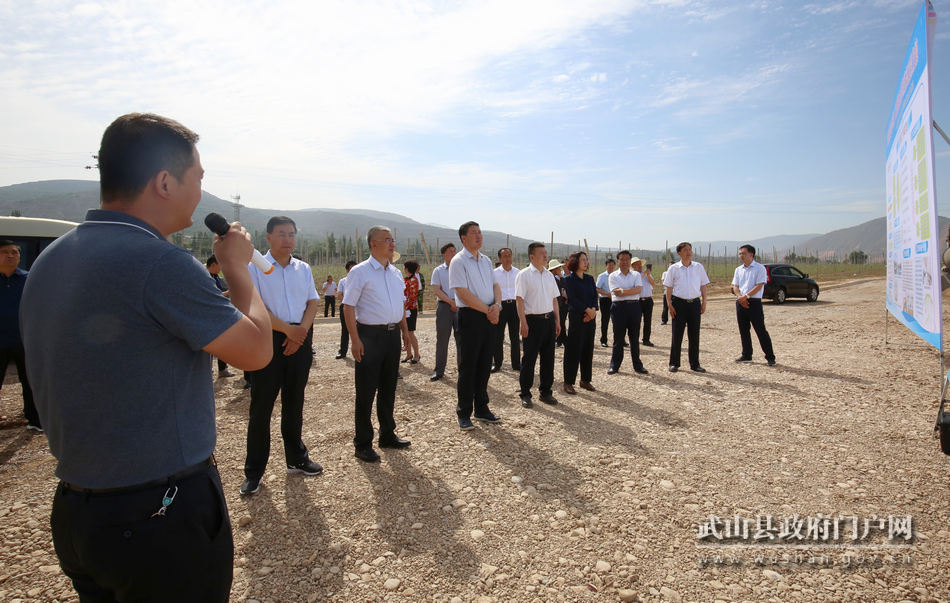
[0,216,79,269]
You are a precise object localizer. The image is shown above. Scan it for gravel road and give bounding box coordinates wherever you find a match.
[1,278,949,603]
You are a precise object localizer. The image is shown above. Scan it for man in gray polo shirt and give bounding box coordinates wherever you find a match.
[449,221,502,430]
[21,113,272,602]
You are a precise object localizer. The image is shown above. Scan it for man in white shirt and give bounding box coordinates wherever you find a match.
[663,242,710,373]
[515,242,561,407]
[607,251,648,375]
[449,221,502,430]
[430,242,458,381]
[335,261,356,359]
[243,216,323,495]
[635,259,656,347]
[321,275,337,317]
[731,244,776,366]
[343,226,412,462]
[492,247,521,373]
[595,258,616,347]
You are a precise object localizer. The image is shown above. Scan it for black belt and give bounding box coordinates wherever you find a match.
[614,299,640,304]
[501,299,516,304]
[62,456,214,494]
[674,296,700,303]
[527,312,553,319]
[359,323,398,330]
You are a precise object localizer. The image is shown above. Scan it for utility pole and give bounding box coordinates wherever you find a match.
[230,194,243,223]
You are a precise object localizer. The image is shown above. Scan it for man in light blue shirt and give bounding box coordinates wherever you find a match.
[430,242,458,381]
[731,244,776,366]
[343,225,412,462]
[449,221,502,430]
[243,216,323,496]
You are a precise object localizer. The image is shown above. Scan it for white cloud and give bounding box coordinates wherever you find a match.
[553,74,571,83]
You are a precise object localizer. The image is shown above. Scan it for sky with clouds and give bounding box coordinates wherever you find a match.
[1,0,949,250]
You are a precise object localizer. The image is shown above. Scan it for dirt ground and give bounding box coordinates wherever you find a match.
[1,278,950,603]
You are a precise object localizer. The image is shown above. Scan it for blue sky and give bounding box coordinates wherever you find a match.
[1,0,948,249]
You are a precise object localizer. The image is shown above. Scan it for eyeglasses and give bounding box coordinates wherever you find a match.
[372,238,395,244]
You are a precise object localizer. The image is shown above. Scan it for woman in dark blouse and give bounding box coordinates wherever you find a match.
[561,251,598,394]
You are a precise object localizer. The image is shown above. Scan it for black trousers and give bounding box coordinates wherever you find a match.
[737,299,775,361]
[564,310,594,385]
[245,329,312,479]
[216,358,228,373]
[354,324,400,449]
[670,297,702,369]
[520,314,556,397]
[556,297,568,345]
[434,301,458,377]
[51,465,233,603]
[338,314,349,356]
[456,308,495,418]
[641,297,654,343]
[599,297,612,344]
[324,296,336,317]
[661,295,669,323]
[492,300,521,369]
[610,301,644,371]
[0,344,38,427]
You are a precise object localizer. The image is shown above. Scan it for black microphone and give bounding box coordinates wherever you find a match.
[204,213,273,275]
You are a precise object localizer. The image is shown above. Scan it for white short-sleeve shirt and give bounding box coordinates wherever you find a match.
[342,256,406,325]
[515,263,559,314]
[608,269,642,302]
[731,260,767,299]
[663,261,710,300]
[249,251,318,324]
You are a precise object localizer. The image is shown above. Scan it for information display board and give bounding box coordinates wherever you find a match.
[886,1,941,349]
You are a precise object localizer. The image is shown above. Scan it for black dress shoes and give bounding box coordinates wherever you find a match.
[520,395,533,408]
[490,365,501,373]
[335,353,346,359]
[430,372,443,381]
[600,342,608,348]
[634,366,649,375]
[642,341,654,347]
[669,365,678,372]
[539,394,558,405]
[607,367,619,375]
[379,437,411,449]
[355,447,381,462]
[691,366,707,373]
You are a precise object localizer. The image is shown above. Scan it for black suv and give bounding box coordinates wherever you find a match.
[762,264,819,303]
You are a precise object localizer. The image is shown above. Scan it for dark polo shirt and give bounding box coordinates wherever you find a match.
[21,209,242,488]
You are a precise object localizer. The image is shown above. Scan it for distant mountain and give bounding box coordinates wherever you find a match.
[0,180,570,257]
[3,180,934,262]
[690,233,820,257]
[794,216,950,261]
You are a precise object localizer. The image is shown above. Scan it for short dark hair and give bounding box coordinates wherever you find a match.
[206,254,217,267]
[528,242,545,256]
[459,221,479,240]
[404,259,420,275]
[99,113,199,204]
[565,251,587,274]
[497,247,512,258]
[440,242,456,254]
[617,250,632,259]
[345,260,357,270]
[740,244,756,257]
[0,240,18,250]
[605,257,615,266]
[676,242,692,253]
[266,216,297,234]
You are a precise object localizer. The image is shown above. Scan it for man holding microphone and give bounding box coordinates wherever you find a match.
[22,113,272,602]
